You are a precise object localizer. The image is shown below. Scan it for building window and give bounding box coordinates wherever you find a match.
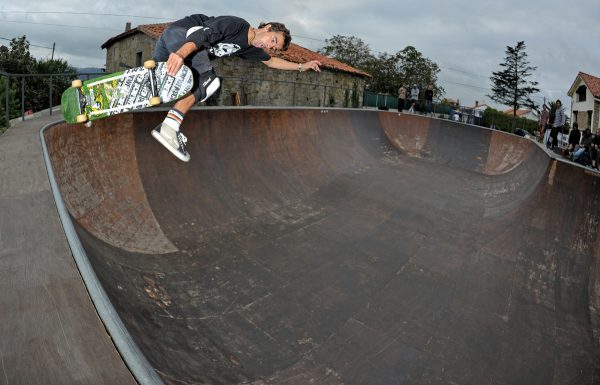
[576,85,587,102]
[588,111,593,129]
[136,52,143,67]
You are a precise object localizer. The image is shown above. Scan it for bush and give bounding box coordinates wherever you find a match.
[0,76,20,134]
[482,108,538,133]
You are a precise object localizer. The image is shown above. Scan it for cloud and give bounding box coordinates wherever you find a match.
[1,0,599,110]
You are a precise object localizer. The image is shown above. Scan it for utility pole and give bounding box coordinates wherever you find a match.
[51,43,55,60]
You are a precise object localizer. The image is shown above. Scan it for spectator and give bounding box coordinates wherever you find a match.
[549,99,565,150]
[453,102,462,121]
[473,108,483,126]
[398,84,407,112]
[573,128,593,164]
[591,128,600,169]
[424,84,434,115]
[567,122,581,159]
[539,104,550,143]
[410,84,420,113]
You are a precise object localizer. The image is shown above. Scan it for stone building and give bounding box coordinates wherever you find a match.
[101,23,370,108]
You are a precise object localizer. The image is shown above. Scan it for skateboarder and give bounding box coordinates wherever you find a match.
[152,14,322,161]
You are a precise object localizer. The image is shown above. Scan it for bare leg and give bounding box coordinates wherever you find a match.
[172,93,197,118]
[151,93,196,162]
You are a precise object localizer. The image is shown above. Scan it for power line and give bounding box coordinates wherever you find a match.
[0,36,53,50]
[0,10,171,20]
[443,67,488,79]
[0,19,123,31]
[292,34,325,42]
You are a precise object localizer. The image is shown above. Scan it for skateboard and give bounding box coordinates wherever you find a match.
[61,60,194,124]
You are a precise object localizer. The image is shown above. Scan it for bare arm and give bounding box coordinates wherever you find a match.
[262,57,321,72]
[166,42,198,76]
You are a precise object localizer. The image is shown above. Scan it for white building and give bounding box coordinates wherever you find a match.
[568,72,600,131]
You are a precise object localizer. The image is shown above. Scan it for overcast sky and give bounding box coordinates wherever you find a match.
[1,0,599,110]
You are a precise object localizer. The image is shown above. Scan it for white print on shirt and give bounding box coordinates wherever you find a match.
[208,43,241,57]
[186,26,210,38]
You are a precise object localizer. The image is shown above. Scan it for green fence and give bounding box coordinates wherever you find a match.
[363,91,455,116]
[363,92,398,110]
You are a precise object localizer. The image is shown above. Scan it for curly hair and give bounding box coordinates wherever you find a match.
[258,22,291,51]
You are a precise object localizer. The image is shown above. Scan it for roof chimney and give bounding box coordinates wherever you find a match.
[125,22,132,32]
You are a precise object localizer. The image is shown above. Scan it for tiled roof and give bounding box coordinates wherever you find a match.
[503,108,536,117]
[271,43,370,77]
[139,23,172,40]
[578,72,600,99]
[102,22,370,78]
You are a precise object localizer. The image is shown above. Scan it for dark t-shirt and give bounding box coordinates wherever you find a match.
[568,129,581,146]
[424,89,433,101]
[172,14,271,62]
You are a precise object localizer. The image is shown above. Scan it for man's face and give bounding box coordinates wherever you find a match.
[253,29,285,51]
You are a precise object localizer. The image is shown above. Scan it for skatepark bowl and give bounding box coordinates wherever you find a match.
[42,108,600,384]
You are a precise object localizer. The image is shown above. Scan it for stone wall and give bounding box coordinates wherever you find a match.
[105,33,156,72]
[213,57,365,107]
[104,37,366,108]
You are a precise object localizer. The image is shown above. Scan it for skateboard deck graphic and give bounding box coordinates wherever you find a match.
[61,61,193,124]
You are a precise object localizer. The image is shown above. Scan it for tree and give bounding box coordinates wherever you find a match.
[362,52,399,94]
[0,76,19,131]
[318,35,374,70]
[488,41,539,118]
[393,46,443,99]
[0,36,76,116]
[0,36,36,74]
[319,36,444,99]
[30,59,77,111]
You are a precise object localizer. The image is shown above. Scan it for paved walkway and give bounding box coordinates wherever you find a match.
[0,114,135,385]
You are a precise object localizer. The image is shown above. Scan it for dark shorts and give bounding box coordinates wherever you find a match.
[153,25,213,101]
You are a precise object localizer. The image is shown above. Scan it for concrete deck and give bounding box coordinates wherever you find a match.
[0,113,135,385]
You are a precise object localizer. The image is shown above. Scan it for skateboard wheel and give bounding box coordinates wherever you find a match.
[76,114,88,123]
[71,79,82,88]
[144,60,156,69]
[149,96,161,106]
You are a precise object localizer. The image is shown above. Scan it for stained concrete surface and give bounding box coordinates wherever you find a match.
[41,108,600,384]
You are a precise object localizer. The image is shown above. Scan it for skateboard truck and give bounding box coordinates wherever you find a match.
[69,79,89,124]
[144,60,161,106]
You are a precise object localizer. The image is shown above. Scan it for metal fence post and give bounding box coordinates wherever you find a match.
[4,76,9,129]
[21,76,25,121]
[49,76,53,116]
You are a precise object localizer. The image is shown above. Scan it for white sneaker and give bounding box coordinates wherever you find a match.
[197,69,221,103]
[151,123,190,162]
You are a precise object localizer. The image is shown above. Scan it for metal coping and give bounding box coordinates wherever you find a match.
[39,120,164,385]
